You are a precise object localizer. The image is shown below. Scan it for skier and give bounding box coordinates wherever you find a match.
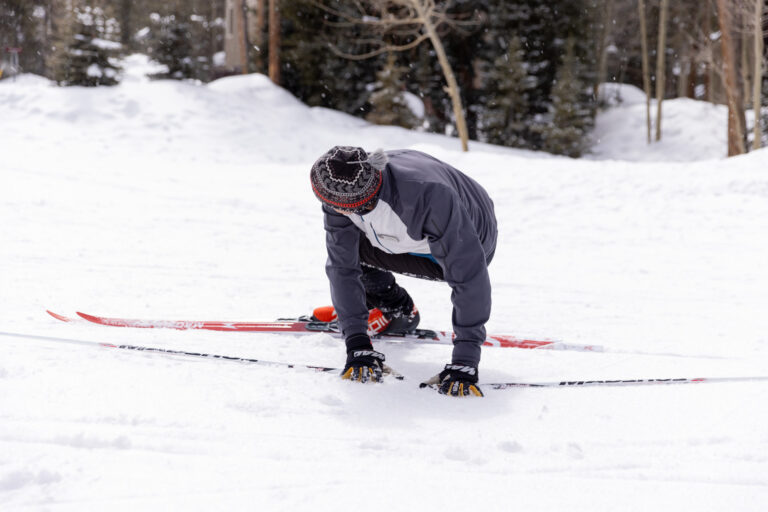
[310,146,497,397]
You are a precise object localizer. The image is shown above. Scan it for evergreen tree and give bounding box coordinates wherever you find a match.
[409,41,451,135]
[141,1,224,82]
[146,12,196,80]
[281,1,382,114]
[480,35,534,147]
[460,0,598,151]
[278,0,599,153]
[0,0,50,76]
[49,4,122,87]
[366,53,420,129]
[540,37,593,157]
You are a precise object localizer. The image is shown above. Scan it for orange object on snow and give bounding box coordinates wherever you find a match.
[311,305,391,335]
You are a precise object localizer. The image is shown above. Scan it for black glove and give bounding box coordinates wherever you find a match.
[437,364,484,397]
[341,333,386,383]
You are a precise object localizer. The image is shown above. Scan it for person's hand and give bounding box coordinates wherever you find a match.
[341,349,385,383]
[436,364,484,397]
[341,333,385,383]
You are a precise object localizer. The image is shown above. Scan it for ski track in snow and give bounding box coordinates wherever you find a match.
[1,55,768,510]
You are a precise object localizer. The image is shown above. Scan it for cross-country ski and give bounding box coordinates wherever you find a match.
[46,309,737,360]
[46,309,601,351]
[0,330,405,379]
[4,330,764,390]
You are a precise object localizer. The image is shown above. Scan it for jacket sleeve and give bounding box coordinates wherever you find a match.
[322,205,369,337]
[422,186,491,366]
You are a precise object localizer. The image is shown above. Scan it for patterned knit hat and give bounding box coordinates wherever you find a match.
[310,146,388,213]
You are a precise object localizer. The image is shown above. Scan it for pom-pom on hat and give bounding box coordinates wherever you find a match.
[310,146,388,213]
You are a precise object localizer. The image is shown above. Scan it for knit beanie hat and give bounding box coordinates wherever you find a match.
[310,146,388,213]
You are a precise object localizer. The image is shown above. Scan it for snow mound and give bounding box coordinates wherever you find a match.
[590,92,728,162]
[599,82,648,106]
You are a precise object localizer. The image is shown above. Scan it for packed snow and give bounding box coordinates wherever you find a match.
[1,55,767,511]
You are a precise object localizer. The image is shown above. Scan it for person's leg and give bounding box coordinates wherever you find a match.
[360,266,411,310]
[358,238,445,333]
[358,265,419,333]
[358,238,444,282]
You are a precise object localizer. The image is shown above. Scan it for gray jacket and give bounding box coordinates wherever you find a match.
[322,150,497,366]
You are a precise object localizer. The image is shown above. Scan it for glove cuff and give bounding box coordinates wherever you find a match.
[345,332,373,352]
[440,363,479,384]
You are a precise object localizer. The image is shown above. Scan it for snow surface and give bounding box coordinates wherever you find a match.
[591,83,728,162]
[1,55,768,510]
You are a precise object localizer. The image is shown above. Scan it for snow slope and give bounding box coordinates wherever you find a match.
[2,56,768,510]
[590,83,729,161]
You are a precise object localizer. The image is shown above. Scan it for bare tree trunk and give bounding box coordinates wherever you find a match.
[677,42,690,99]
[416,4,469,151]
[594,0,615,101]
[718,0,747,156]
[118,0,132,48]
[638,0,652,144]
[255,0,266,73]
[706,5,716,103]
[753,0,764,149]
[687,58,697,98]
[268,0,280,84]
[741,19,751,107]
[238,0,249,74]
[426,26,469,151]
[655,0,669,142]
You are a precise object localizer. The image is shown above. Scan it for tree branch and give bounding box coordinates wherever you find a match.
[329,31,430,60]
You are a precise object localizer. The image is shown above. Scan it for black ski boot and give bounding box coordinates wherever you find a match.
[361,267,420,334]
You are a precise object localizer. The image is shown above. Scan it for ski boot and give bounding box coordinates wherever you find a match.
[312,302,420,336]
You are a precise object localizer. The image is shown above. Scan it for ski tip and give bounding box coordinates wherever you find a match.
[46,310,72,322]
[76,311,98,322]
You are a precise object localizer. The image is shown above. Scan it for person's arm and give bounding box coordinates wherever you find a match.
[423,187,491,367]
[322,205,369,337]
[324,206,388,383]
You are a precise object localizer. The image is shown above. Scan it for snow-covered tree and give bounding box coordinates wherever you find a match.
[144,11,198,80]
[366,53,421,129]
[143,6,223,82]
[49,5,122,86]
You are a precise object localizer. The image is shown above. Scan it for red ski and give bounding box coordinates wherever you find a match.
[45,310,603,352]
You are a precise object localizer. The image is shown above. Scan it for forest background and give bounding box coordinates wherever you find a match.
[2,0,766,158]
